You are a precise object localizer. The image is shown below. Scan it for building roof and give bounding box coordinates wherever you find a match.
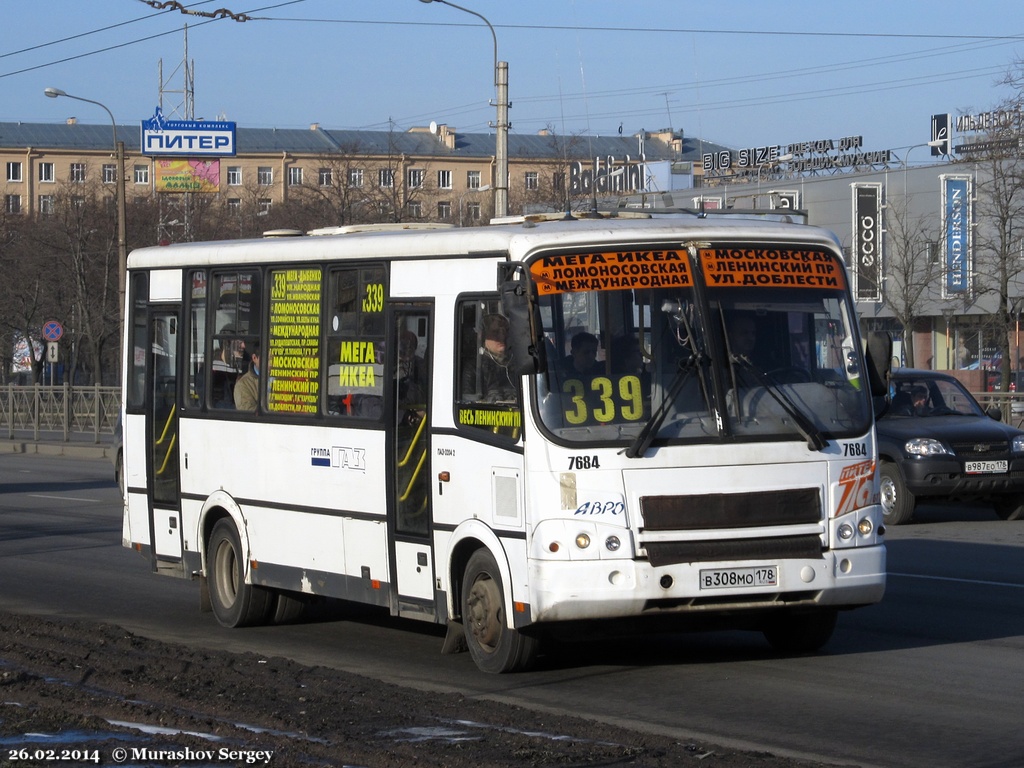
[0,121,729,163]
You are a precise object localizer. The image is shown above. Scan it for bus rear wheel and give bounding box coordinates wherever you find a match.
[208,518,273,628]
[462,549,539,673]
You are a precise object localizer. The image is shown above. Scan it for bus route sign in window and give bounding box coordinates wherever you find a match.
[326,265,387,420]
[267,267,322,415]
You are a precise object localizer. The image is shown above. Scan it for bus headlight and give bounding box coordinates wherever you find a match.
[605,535,621,552]
[857,517,874,536]
[575,533,591,549]
[838,523,855,540]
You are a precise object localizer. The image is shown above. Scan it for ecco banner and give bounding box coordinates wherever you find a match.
[852,183,882,302]
[941,174,972,297]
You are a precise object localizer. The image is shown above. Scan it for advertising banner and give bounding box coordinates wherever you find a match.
[852,183,883,302]
[941,174,972,297]
[141,107,236,157]
[155,159,221,193]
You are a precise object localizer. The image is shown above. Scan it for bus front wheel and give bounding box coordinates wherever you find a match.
[208,518,273,628]
[461,549,539,673]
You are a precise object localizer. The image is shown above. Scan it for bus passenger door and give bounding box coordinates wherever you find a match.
[387,305,436,620]
[148,308,183,570]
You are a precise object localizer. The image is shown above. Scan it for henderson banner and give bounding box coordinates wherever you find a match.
[852,183,883,302]
[941,174,972,297]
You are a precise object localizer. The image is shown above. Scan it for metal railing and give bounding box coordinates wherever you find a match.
[1,384,120,443]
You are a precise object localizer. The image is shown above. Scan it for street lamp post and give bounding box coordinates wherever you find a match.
[44,87,128,378]
[902,139,945,198]
[418,0,508,218]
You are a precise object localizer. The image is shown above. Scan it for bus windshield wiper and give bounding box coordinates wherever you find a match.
[732,357,827,451]
[624,353,706,459]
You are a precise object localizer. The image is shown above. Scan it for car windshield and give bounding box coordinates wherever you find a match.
[529,243,873,448]
[888,376,986,418]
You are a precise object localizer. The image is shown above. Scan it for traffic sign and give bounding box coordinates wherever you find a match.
[47,342,59,363]
[42,320,63,342]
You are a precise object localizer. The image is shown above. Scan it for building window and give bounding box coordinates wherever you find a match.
[319,168,333,186]
[553,172,565,192]
[4,194,21,214]
[102,164,117,184]
[407,169,425,189]
[38,195,54,215]
[438,170,452,189]
[466,202,481,221]
[259,199,272,215]
[467,170,482,190]
[257,166,273,186]
[227,198,241,213]
[134,165,150,185]
[378,168,394,188]
[72,195,85,208]
[6,162,22,182]
[70,163,86,183]
[348,168,363,188]
[438,201,451,220]
[407,200,422,218]
[288,166,303,186]
[38,163,55,183]
[227,166,242,186]
[524,171,539,191]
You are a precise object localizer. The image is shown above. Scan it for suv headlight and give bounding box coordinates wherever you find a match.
[1013,435,1024,454]
[905,438,952,456]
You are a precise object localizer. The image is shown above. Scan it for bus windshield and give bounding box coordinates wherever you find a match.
[530,243,872,449]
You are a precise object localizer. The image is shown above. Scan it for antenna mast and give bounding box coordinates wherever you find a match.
[157,25,196,243]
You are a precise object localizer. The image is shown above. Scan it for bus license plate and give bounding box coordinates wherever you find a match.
[699,566,778,590]
[965,460,1007,474]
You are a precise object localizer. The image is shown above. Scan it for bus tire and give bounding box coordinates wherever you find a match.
[762,608,838,654]
[461,549,539,673]
[208,518,272,628]
[880,461,915,526]
[270,591,307,624]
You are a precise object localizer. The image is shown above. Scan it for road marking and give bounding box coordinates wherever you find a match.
[889,571,1024,589]
[29,494,100,503]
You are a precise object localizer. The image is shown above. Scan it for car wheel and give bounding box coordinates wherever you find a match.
[880,461,915,525]
[993,495,1024,521]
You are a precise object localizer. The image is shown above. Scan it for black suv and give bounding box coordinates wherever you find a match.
[876,369,1024,524]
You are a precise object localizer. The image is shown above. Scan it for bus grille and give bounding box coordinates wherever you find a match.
[639,489,823,567]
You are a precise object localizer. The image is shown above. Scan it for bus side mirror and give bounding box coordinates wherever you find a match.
[498,263,547,376]
[864,331,892,398]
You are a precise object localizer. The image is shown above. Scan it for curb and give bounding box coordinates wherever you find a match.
[0,441,111,460]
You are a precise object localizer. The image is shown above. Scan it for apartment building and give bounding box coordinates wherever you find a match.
[2,120,705,225]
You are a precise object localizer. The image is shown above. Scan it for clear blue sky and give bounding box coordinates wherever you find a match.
[2,0,1021,158]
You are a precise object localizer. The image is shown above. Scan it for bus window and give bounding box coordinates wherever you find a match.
[210,271,261,411]
[326,265,387,420]
[267,267,322,415]
[185,270,207,410]
[455,297,521,438]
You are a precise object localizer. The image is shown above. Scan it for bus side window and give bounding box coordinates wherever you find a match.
[455,297,521,438]
[210,270,261,412]
[326,265,386,420]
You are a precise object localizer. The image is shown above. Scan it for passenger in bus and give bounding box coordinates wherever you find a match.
[397,330,427,406]
[561,331,601,377]
[463,314,517,403]
[234,342,261,411]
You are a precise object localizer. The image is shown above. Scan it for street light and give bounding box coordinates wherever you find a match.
[418,0,508,218]
[45,87,128,376]
[902,139,945,197]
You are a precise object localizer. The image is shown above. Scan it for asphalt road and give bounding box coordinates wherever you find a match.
[2,452,1023,768]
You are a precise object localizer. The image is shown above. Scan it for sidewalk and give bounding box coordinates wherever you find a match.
[1,431,114,460]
